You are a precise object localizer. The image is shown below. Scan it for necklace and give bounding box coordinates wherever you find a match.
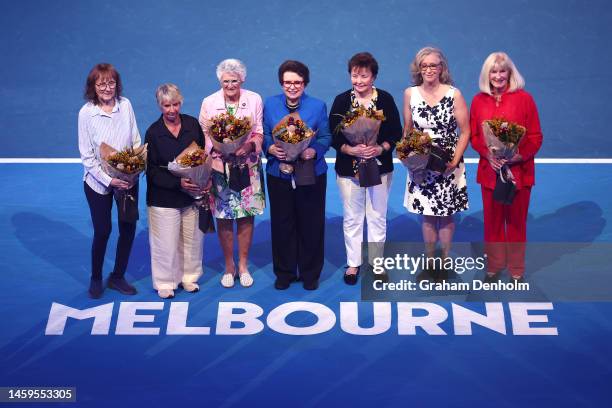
[285,99,300,112]
[351,87,378,110]
[225,100,238,115]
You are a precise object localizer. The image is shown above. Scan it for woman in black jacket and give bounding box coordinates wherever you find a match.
[329,52,402,284]
[145,83,207,299]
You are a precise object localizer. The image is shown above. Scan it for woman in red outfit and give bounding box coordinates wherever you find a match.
[470,52,543,283]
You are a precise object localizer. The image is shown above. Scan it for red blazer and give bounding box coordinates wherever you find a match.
[470,89,543,189]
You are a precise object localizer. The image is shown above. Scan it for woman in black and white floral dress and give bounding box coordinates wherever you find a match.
[402,47,470,275]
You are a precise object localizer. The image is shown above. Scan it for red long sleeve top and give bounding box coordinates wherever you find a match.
[469,89,543,189]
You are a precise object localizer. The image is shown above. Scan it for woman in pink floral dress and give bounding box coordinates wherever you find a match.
[199,59,266,288]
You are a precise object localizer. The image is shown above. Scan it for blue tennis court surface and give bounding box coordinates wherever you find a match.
[1,163,612,406]
[2,0,612,406]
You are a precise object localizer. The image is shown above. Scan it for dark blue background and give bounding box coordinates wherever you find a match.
[1,0,611,157]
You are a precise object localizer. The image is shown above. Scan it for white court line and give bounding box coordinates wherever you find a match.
[0,158,82,163]
[1,158,612,164]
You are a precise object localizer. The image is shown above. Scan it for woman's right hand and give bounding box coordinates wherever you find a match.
[487,154,506,172]
[344,144,368,159]
[269,144,287,161]
[181,178,201,194]
[110,178,130,190]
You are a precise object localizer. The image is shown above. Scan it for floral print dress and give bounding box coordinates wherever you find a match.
[403,86,468,216]
[210,154,265,219]
[200,88,267,220]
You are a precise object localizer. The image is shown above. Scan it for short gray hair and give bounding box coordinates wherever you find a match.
[155,83,184,106]
[216,58,247,82]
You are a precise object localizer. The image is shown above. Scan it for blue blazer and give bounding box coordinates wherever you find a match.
[263,93,331,178]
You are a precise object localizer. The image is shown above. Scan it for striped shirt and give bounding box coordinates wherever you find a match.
[78,97,141,194]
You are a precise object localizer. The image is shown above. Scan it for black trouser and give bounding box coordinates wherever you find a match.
[84,182,136,280]
[266,173,326,285]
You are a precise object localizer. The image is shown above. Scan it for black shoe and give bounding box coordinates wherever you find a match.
[416,269,433,283]
[107,276,137,295]
[373,272,389,283]
[343,266,360,285]
[303,280,319,290]
[483,273,500,284]
[274,277,296,290]
[88,278,104,299]
[436,268,449,282]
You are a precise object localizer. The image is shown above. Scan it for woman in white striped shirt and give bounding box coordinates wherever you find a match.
[78,63,141,299]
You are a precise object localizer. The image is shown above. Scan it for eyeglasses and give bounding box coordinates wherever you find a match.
[283,80,304,88]
[222,79,241,86]
[96,81,117,89]
[420,63,441,72]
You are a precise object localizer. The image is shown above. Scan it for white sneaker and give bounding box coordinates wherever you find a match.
[221,273,235,288]
[239,271,253,287]
[182,282,199,293]
[158,289,175,299]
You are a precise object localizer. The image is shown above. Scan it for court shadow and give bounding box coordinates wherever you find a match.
[529,200,605,241]
[322,213,346,281]
[12,212,154,285]
[12,212,93,285]
[245,218,274,278]
[386,209,423,241]
[455,212,484,242]
[523,201,605,288]
[125,228,150,281]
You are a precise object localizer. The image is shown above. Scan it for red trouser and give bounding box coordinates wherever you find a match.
[482,186,531,277]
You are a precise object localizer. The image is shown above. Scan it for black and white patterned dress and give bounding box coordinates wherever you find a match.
[403,86,468,216]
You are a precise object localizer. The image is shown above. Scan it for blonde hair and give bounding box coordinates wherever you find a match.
[478,52,525,95]
[410,46,453,85]
[155,83,184,106]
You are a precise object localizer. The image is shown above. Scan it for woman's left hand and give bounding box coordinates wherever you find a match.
[300,147,316,160]
[367,145,384,159]
[444,161,458,175]
[508,152,522,164]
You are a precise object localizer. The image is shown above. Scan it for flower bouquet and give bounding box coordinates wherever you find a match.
[205,112,252,192]
[482,118,526,160]
[396,128,432,185]
[168,141,215,233]
[168,141,213,198]
[100,142,147,223]
[334,106,385,187]
[482,118,527,204]
[272,113,316,186]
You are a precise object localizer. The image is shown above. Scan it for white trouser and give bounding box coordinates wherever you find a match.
[336,172,392,268]
[148,205,204,290]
